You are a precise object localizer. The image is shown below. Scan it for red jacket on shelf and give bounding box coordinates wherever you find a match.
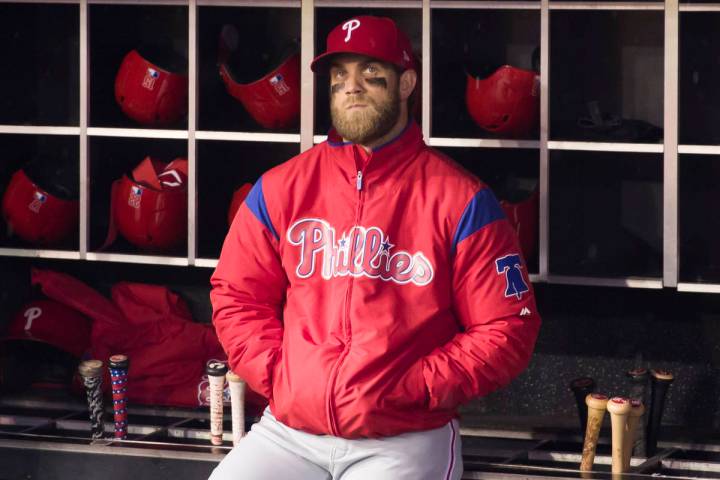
[31,268,264,410]
[210,121,542,439]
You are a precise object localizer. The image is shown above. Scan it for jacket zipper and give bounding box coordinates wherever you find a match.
[326,166,367,436]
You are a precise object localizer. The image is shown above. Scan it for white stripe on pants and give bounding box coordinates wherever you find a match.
[208,407,463,480]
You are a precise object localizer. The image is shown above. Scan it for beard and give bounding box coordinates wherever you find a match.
[330,87,401,145]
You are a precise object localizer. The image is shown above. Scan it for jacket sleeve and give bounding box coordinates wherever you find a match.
[423,187,541,410]
[210,177,287,399]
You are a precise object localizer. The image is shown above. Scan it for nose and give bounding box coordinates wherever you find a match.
[343,69,365,95]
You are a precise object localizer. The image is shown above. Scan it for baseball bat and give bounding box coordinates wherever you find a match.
[78,359,105,440]
[626,367,648,457]
[646,369,674,456]
[570,377,596,435]
[206,360,228,446]
[108,354,129,440]
[606,396,631,474]
[623,399,645,471]
[226,370,247,446]
[580,393,608,472]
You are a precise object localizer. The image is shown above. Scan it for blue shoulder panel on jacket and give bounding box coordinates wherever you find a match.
[246,177,279,241]
[452,188,505,252]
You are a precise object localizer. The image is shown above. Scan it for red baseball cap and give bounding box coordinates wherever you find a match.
[2,299,91,358]
[311,16,416,73]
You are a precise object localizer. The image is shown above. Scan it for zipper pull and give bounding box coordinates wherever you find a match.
[356,170,363,191]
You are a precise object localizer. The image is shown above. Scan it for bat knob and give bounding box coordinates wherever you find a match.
[79,359,104,378]
[226,370,245,383]
[651,369,674,382]
[607,396,631,416]
[206,360,228,377]
[586,392,609,410]
[109,354,129,370]
[629,398,645,417]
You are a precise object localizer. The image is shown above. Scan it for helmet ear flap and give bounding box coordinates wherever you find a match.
[465,66,540,138]
[218,26,301,130]
[2,169,79,247]
[114,49,188,126]
[112,157,188,252]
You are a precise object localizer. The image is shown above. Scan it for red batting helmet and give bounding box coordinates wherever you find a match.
[115,49,188,126]
[227,182,253,227]
[218,25,300,130]
[2,169,78,246]
[466,65,540,138]
[112,156,188,252]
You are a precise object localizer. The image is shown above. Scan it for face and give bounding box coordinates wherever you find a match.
[329,55,401,145]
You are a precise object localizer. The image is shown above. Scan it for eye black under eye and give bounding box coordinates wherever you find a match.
[366,77,388,88]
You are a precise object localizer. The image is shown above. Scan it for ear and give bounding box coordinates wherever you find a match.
[398,69,418,102]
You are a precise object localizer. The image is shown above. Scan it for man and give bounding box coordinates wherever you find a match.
[209,15,541,480]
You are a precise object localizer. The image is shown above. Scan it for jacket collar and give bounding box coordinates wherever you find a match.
[325,121,425,184]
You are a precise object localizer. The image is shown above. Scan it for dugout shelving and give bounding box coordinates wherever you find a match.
[197,6,301,133]
[0,0,714,293]
[89,4,189,130]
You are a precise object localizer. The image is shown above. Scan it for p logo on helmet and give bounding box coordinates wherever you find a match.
[343,19,361,42]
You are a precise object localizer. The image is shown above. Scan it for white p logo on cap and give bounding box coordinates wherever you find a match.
[24,307,42,332]
[342,19,360,42]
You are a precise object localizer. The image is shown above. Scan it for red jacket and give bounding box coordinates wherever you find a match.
[210,122,541,438]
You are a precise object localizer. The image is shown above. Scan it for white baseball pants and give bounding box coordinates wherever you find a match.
[208,407,463,480]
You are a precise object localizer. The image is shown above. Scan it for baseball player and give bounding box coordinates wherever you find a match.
[209,15,541,480]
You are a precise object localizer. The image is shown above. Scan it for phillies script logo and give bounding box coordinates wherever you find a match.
[287,218,434,286]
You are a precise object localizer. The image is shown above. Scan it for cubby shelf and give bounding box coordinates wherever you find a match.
[1,0,716,291]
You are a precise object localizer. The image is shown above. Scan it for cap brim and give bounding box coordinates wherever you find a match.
[311,50,405,73]
[310,51,344,73]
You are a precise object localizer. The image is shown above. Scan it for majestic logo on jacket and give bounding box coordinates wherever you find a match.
[495,254,529,300]
[287,218,434,286]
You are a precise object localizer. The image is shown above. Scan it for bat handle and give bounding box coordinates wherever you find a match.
[607,396,631,474]
[206,360,228,446]
[580,393,608,472]
[626,367,648,458]
[570,377,596,435]
[646,369,674,456]
[226,370,247,447]
[108,354,129,440]
[78,359,105,440]
[624,399,645,471]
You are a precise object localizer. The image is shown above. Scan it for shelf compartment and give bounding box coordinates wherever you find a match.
[549,150,662,278]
